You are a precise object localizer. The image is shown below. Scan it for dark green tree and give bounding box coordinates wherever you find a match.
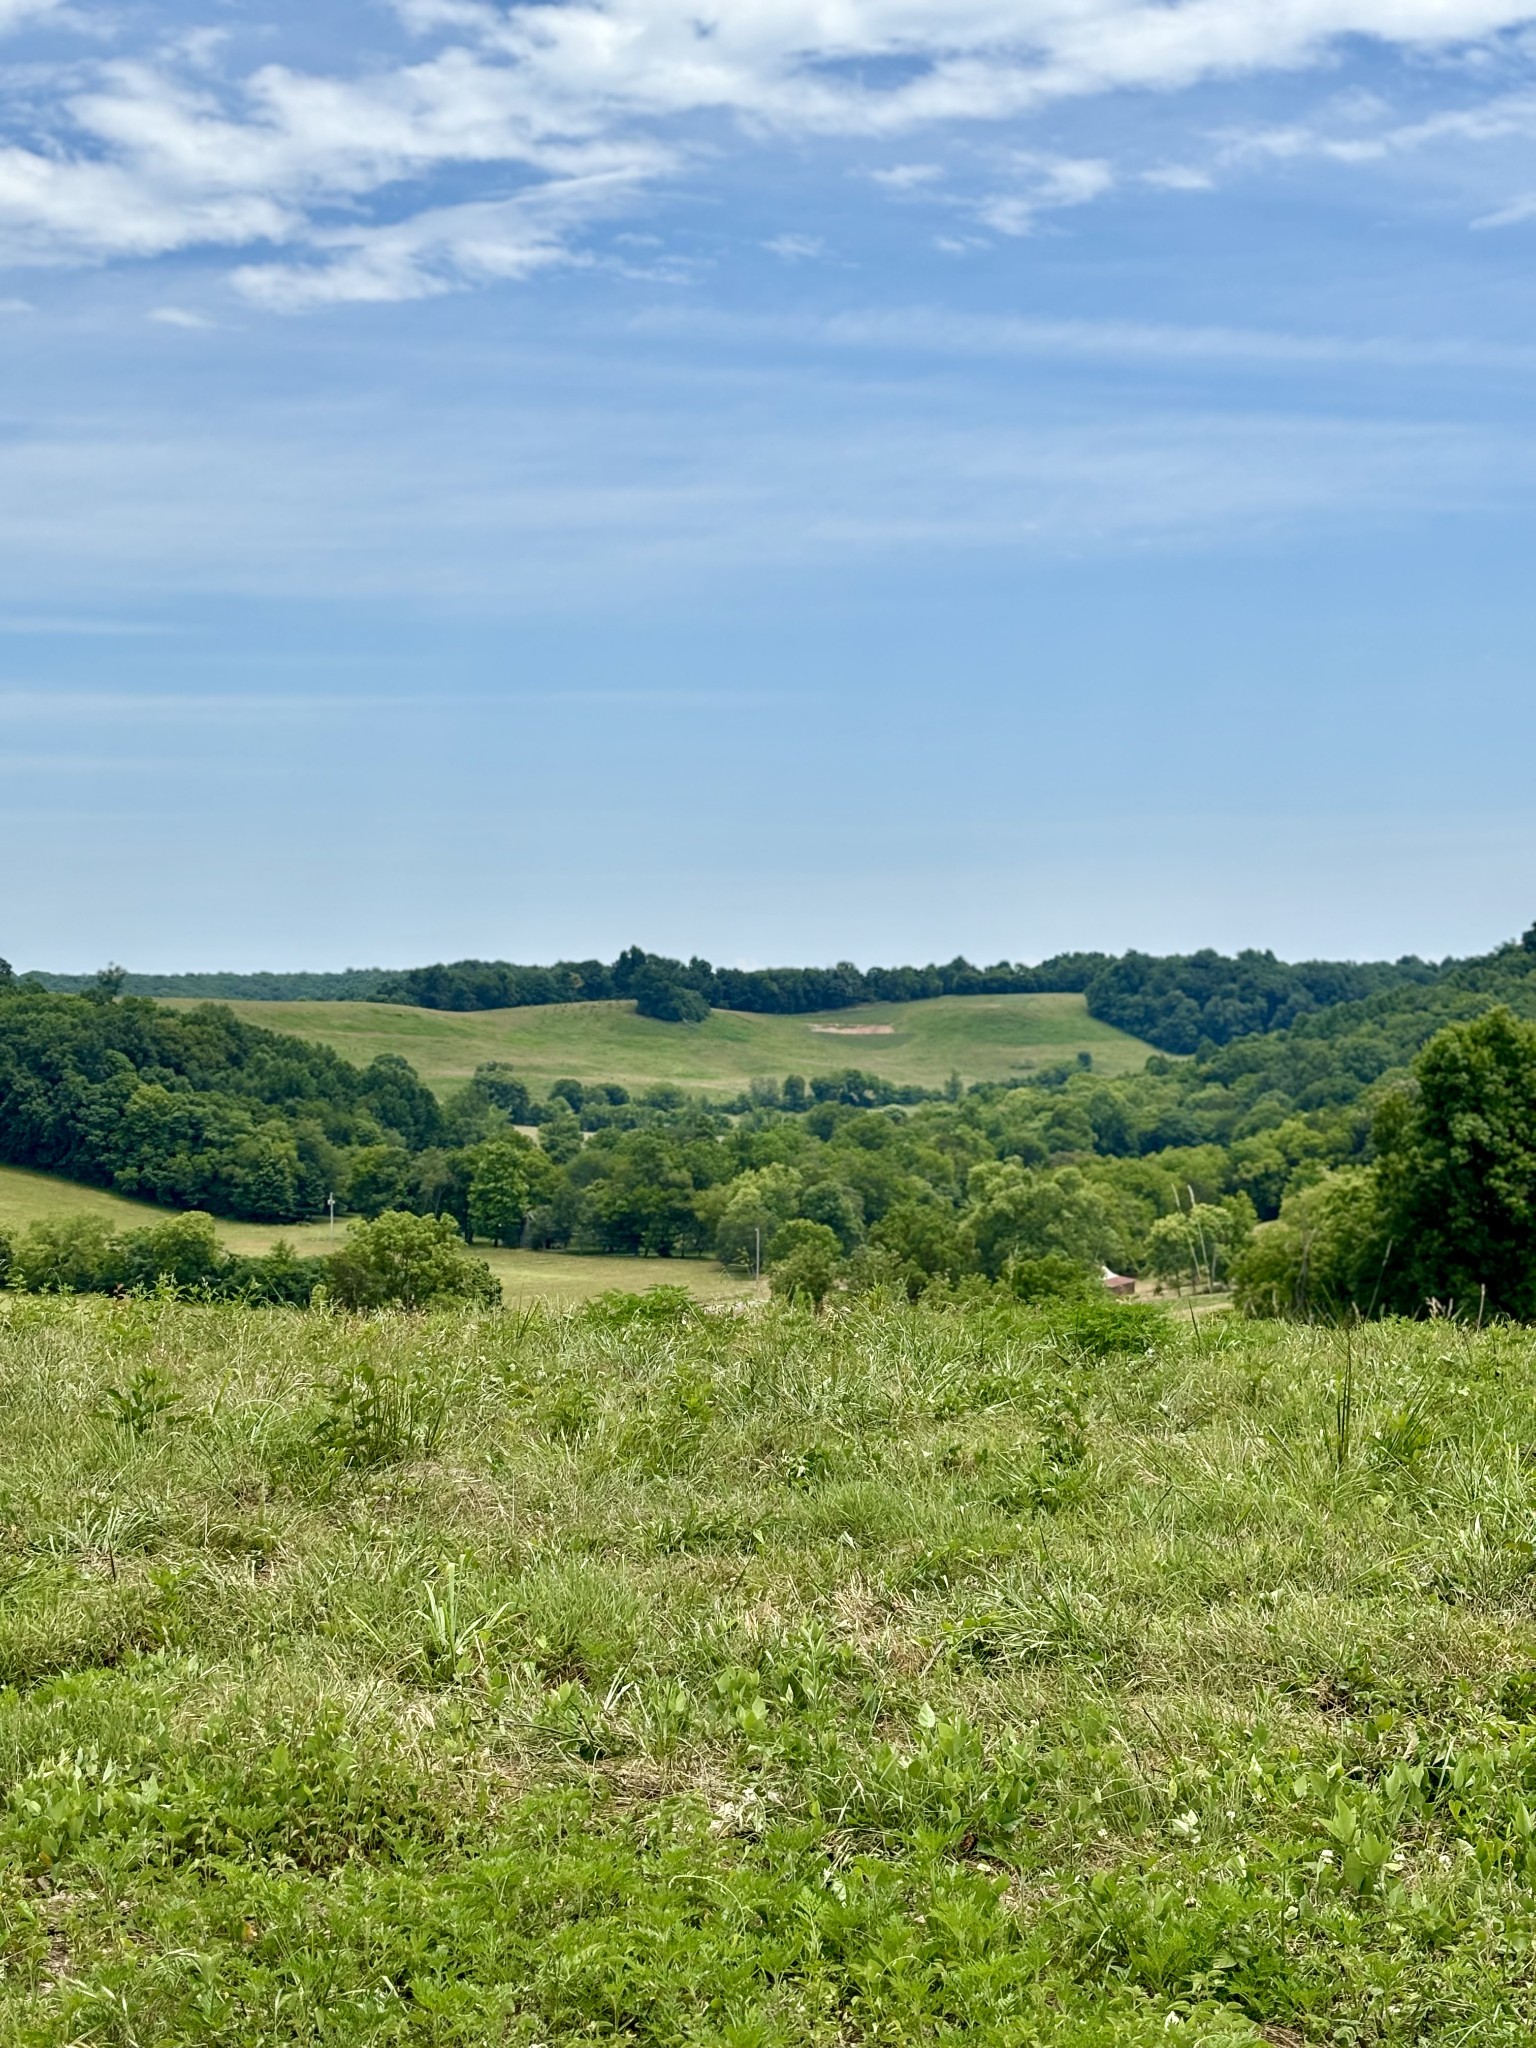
[632,967,710,1024]
[1376,1006,1536,1317]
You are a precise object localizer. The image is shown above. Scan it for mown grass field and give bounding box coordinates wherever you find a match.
[2,1294,1535,2042]
[0,1166,758,1307]
[171,994,1154,1098]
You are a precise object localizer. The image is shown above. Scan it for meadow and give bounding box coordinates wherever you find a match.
[171,994,1154,1098]
[2,1291,1534,2043]
[0,1166,760,1309]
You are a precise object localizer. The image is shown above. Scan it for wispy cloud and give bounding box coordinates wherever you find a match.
[868,163,943,190]
[4,1,1536,305]
[976,151,1114,234]
[632,300,1536,374]
[149,304,214,327]
[763,232,825,262]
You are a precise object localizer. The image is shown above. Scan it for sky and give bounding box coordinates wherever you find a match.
[4,1,1536,973]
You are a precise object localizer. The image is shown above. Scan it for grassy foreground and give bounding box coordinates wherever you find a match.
[3,1298,1536,2044]
[174,994,1154,1097]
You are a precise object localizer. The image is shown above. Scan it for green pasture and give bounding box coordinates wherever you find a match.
[168,991,1154,1098]
[0,1165,758,1307]
[2,1295,1536,2041]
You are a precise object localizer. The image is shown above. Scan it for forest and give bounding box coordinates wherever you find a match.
[6,928,1536,1318]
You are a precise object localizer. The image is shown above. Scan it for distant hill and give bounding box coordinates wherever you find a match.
[19,942,1459,1054]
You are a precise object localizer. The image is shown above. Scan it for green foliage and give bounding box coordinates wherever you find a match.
[102,1361,183,1437]
[766,1219,844,1305]
[466,1132,550,1246]
[538,1101,584,1164]
[1231,1169,1392,1319]
[0,985,443,1221]
[632,966,712,1024]
[324,1209,500,1311]
[12,1215,126,1293]
[6,1210,326,1303]
[1000,1253,1099,1304]
[359,941,1431,1051]
[312,1360,451,1467]
[17,932,1536,1327]
[580,1281,700,1329]
[1376,1005,1536,1317]
[1144,1197,1253,1293]
[471,1060,532,1121]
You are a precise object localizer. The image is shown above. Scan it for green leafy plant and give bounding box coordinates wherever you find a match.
[312,1361,449,1467]
[102,1362,182,1438]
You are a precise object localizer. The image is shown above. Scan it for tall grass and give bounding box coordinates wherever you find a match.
[2,1291,1536,2041]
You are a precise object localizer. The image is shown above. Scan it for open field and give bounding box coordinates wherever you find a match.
[169,992,1155,1097]
[0,1165,759,1306]
[1,1295,1534,2041]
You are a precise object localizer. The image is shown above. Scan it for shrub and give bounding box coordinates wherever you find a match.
[12,1216,125,1294]
[1000,1253,1099,1305]
[117,1212,226,1292]
[581,1284,698,1329]
[767,1220,844,1307]
[325,1210,500,1311]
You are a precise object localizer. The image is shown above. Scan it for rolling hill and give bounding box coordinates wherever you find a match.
[164,992,1156,1098]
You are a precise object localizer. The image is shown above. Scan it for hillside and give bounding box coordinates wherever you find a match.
[167,992,1156,1097]
[5,1294,1536,2041]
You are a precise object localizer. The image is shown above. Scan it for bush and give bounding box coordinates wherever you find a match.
[325,1210,500,1311]
[581,1284,699,1329]
[12,1217,125,1294]
[1000,1254,1100,1305]
[767,1220,844,1308]
[8,1211,331,1303]
[117,1212,227,1292]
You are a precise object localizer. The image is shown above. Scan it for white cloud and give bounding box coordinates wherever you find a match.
[1473,189,1536,223]
[976,151,1114,234]
[149,304,214,326]
[0,0,57,30]
[4,0,1536,302]
[763,232,826,260]
[233,178,625,307]
[868,162,943,188]
[1142,163,1215,190]
[637,299,1536,371]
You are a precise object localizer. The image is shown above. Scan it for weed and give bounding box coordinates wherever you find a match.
[101,1362,182,1438]
[311,1360,449,1468]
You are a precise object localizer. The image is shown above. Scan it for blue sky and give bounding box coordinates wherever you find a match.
[4,0,1536,972]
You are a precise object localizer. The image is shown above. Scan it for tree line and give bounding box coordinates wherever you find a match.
[22,943,1447,1053]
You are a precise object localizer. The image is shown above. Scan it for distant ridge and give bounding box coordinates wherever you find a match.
[26,968,390,1002]
[18,942,1455,1055]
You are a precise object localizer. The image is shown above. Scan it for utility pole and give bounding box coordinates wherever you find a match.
[754,1226,761,1283]
[327,1192,336,1240]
